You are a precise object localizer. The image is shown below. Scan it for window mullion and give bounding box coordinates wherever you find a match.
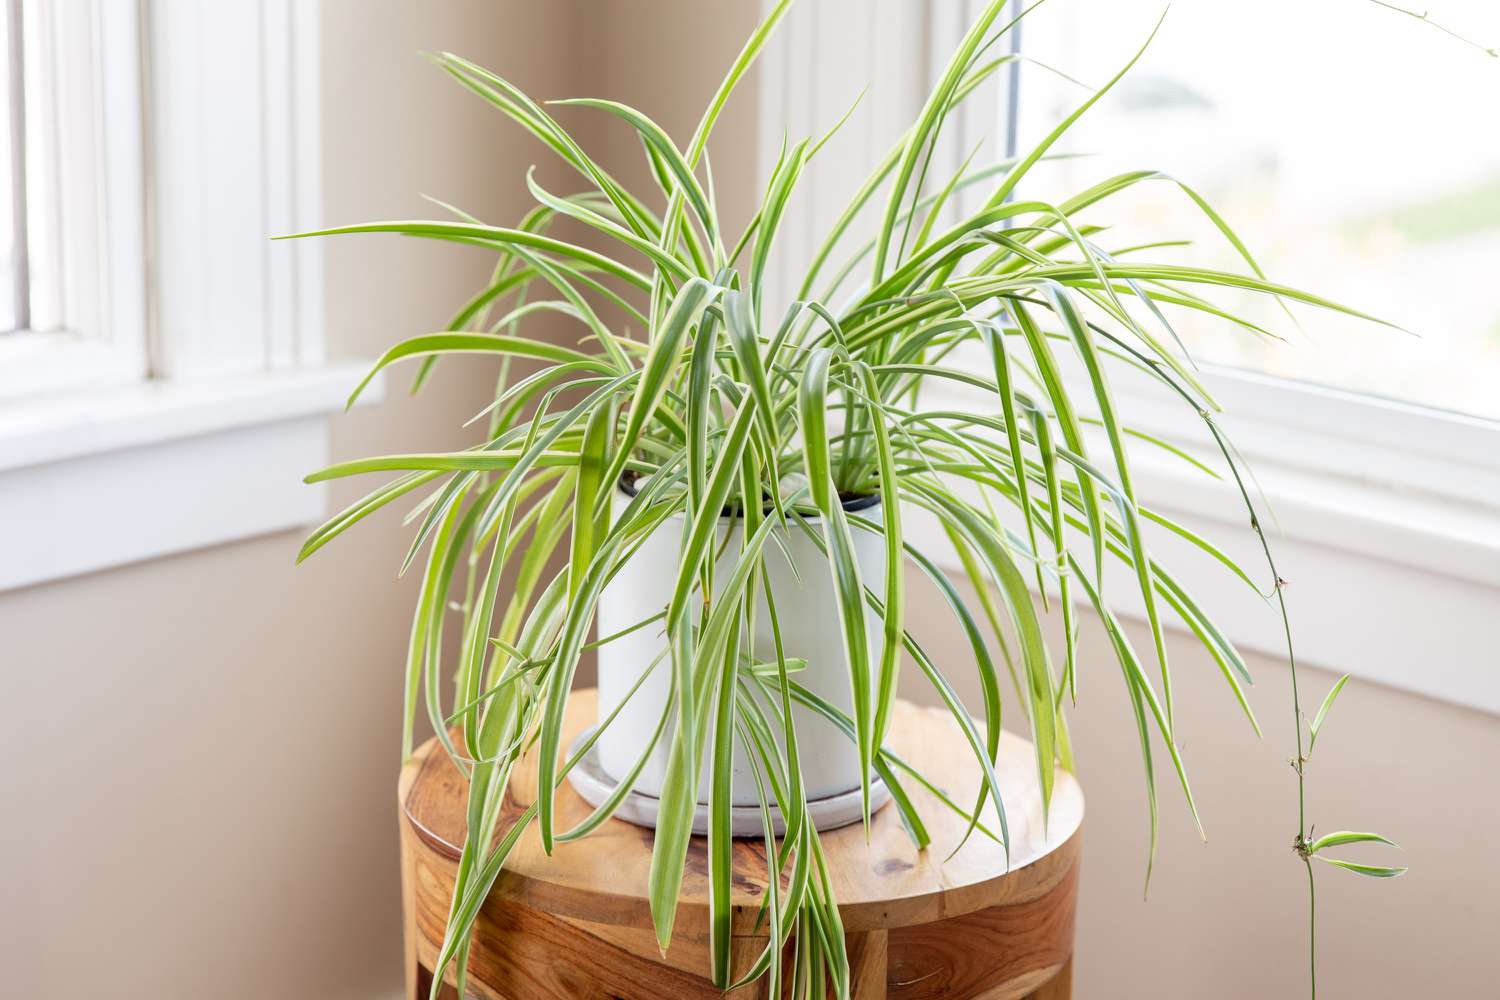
[5,0,28,332]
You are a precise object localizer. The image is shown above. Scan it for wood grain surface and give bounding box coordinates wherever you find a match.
[399,688,1083,999]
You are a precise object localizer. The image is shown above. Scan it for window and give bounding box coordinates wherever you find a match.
[0,1,365,592]
[757,0,1500,715]
[1,0,22,331]
[1014,0,1500,421]
[0,0,147,398]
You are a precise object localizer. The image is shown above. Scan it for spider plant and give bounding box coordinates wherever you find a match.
[290,1,1403,996]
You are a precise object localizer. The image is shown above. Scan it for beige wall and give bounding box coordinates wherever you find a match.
[899,570,1500,998]
[4,4,1495,999]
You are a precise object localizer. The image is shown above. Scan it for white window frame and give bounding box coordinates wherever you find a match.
[0,1,380,592]
[0,0,148,397]
[760,0,1500,715]
[145,0,324,379]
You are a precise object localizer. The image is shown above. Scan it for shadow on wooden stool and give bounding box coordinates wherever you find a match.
[399,689,1083,999]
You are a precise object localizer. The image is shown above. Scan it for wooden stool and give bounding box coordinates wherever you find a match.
[400,689,1083,999]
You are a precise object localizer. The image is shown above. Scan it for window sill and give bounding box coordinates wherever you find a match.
[913,376,1500,716]
[0,364,382,592]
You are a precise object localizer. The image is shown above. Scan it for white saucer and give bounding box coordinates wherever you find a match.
[564,725,891,838]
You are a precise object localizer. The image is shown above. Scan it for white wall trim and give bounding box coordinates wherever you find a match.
[755,0,929,313]
[2,412,327,591]
[913,377,1500,716]
[1103,363,1500,522]
[0,366,383,592]
[0,363,376,473]
[145,0,323,378]
[0,0,149,398]
[930,363,1500,588]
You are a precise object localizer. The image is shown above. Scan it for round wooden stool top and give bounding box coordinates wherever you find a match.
[399,688,1084,999]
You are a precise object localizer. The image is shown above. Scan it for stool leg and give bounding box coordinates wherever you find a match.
[848,929,888,999]
[399,819,420,999]
[1025,957,1073,999]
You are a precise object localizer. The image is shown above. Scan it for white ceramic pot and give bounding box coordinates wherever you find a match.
[595,484,886,811]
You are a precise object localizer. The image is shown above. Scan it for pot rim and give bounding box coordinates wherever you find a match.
[616,471,880,517]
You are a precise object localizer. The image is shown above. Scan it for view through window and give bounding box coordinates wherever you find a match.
[1013,0,1500,421]
[0,0,19,332]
